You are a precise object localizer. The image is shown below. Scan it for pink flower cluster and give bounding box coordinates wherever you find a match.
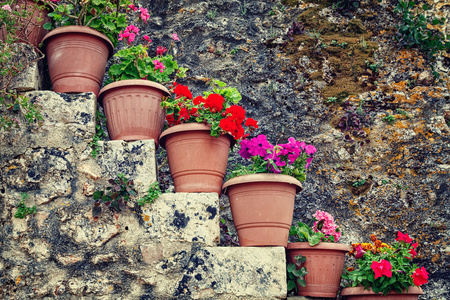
[2,4,12,11]
[118,25,139,45]
[312,210,342,242]
[153,59,165,73]
[239,135,316,173]
[128,4,150,23]
[157,46,167,56]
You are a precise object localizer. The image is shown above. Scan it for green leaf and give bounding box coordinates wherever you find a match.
[43,23,53,30]
[93,190,103,200]
[287,280,296,291]
[287,264,296,273]
[297,278,306,287]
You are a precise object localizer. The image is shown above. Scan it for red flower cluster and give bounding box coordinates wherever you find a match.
[204,94,224,112]
[173,82,192,99]
[219,105,258,140]
[162,83,258,140]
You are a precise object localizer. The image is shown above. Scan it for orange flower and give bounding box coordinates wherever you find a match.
[375,240,382,248]
[347,267,354,272]
[370,234,377,242]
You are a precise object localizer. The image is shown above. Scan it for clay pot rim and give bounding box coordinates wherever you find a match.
[287,241,351,251]
[159,123,235,149]
[97,79,171,106]
[340,286,424,296]
[222,173,303,194]
[41,25,114,58]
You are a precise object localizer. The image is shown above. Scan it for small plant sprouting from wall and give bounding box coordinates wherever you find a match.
[92,174,137,219]
[338,101,374,146]
[395,0,450,75]
[138,182,162,207]
[383,114,396,125]
[287,254,308,293]
[14,193,36,218]
[89,110,108,158]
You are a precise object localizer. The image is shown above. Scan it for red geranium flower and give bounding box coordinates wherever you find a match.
[204,94,224,112]
[173,84,192,99]
[179,107,190,121]
[245,117,258,129]
[225,105,245,123]
[412,267,429,286]
[193,96,205,105]
[371,259,392,279]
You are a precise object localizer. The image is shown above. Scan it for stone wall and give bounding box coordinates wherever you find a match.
[0,92,286,299]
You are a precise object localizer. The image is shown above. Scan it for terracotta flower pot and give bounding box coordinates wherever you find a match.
[42,26,113,96]
[0,0,51,48]
[98,79,170,145]
[340,286,424,300]
[222,174,302,247]
[159,123,233,194]
[287,242,350,298]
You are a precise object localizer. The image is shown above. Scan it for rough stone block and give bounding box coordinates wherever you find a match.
[4,44,47,92]
[0,91,96,163]
[155,246,287,299]
[145,193,220,245]
[92,140,158,194]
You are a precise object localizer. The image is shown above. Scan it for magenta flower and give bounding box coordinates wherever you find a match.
[238,139,252,159]
[153,59,165,73]
[140,7,150,23]
[128,4,138,11]
[371,260,392,279]
[248,135,273,157]
[354,244,366,259]
[305,144,317,155]
[143,35,152,43]
[157,46,167,56]
[119,25,140,45]
[172,33,180,41]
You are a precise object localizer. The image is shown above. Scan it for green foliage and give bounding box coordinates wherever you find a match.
[138,182,162,207]
[269,2,285,16]
[287,254,308,292]
[14,193,36,219]
[89,110,107,158]
[92,174,136,218]
[44,0,132,46]
[207,9,217,20]
[1,92,44,131]
[396,108,412,119]
[1,1,45,130]
[230,48,239,55]
[353,179,366,187]
[330,40,348,48]
[383,114,396,125]
[289,221,328,246]
[107,44,180,83]
[395,1,450,62]
[365,60,383,73]
[327,97,338,103]
[332,0,361,12]
[240,0,247,16]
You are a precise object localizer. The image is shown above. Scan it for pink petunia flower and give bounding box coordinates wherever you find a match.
[371,260,392,279]
[412,267,429,286]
